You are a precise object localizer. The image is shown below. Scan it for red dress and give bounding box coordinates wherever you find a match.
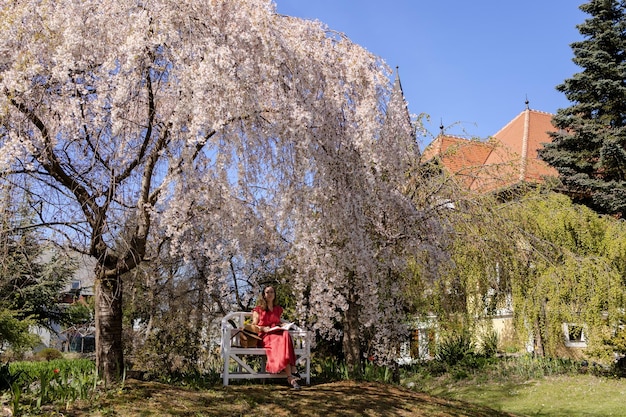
[252,305,296,374]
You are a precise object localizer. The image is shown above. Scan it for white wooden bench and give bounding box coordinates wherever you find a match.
[220,311,311,386]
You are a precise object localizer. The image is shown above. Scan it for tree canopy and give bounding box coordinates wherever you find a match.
[508,192,626,358]
[0,0,438,380]
[540,0,626,217]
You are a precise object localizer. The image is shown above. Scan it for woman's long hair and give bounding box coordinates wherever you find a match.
[258,286,274,312]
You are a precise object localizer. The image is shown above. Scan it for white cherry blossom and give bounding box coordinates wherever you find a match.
[1,0,445,377]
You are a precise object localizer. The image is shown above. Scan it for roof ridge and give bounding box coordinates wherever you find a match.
[492,110,524,137]
[528,108,554,116]
[439,134,489,142]
[492,108,554,137]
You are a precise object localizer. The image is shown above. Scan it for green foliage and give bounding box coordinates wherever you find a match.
[12,251,76,327]
[479,330,499,358]
[509,192,626,358]
[311,356,396,384]
[8,358,95,385]
[0,183,77,348]
[404,354,586,393]
[36,348,64,361]
[493,355,583,380]
[2,359,98,415]
[311,355,350,382]
[0,309,39,352]
[435,331,475,367]
[539,0,626,217]
[363,361,396,383]
[604,326,626,355]
[406,189,522,338]
[65,299,94,325]
[0,361,22,391]
[407,187,626,363]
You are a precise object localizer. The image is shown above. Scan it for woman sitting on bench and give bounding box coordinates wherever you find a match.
[251,285,301,389]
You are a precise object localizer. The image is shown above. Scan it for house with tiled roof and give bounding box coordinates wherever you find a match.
[421,105,558,192]
[410,105,573,360]
[386,72,587,361]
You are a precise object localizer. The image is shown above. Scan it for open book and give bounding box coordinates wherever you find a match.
[266,322,296,333]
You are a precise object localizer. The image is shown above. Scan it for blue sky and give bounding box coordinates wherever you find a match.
[274,1,586,148]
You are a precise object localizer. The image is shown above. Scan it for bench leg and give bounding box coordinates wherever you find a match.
[223,354,230,386]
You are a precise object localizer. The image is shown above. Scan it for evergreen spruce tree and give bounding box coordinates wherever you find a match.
[0,184,75,340]
[539,0,626,217]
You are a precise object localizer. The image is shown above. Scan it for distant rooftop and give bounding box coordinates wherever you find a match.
[421,108,558,192]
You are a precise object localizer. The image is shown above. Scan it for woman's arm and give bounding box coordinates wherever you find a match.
[251,310,267,333]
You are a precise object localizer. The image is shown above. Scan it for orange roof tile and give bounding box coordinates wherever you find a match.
[421,135,495,188]
[422,108,559,192]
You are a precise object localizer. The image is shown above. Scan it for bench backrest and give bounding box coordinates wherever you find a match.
[221,311,310,351]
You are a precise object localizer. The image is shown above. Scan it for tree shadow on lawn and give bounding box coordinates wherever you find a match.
[68,379,520,417]
[263,380,519,417]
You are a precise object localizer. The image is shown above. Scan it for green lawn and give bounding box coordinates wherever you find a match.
[12,373,625,416]
[35,379,518,416]
[7,356,625,416]
[421,374,626,417]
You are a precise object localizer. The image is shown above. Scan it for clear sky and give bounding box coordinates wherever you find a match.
[274,1,586,148]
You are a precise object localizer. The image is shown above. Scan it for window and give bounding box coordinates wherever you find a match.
[410,327,437,360]
[563,323,587,348]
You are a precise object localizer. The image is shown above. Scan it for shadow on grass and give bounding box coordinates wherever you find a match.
[262,380,518,417]
[73,379,519,417]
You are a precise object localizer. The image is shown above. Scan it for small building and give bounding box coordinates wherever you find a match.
[32,251,96,353]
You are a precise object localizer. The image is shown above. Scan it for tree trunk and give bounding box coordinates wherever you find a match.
[533,297,548,357]
[342,291,362,379]
[533,320,544,357]
[95,270,124,384]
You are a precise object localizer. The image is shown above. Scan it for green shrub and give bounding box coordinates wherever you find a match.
[435,332,475,366]
[422,359,448,376]
[401,354,588,393]
[480,331,499,358]
[363,361,395,383]
[450,367,469,380]
[493,354,582,380]
[37,347,64,361]
[311,356,348,382]
[459,354,492,370]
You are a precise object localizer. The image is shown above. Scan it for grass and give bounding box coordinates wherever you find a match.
[26,372,626,417]
[5,355,625,416]
[428,374,626,417]
[38,379,517,417]
[403,356,626,417]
